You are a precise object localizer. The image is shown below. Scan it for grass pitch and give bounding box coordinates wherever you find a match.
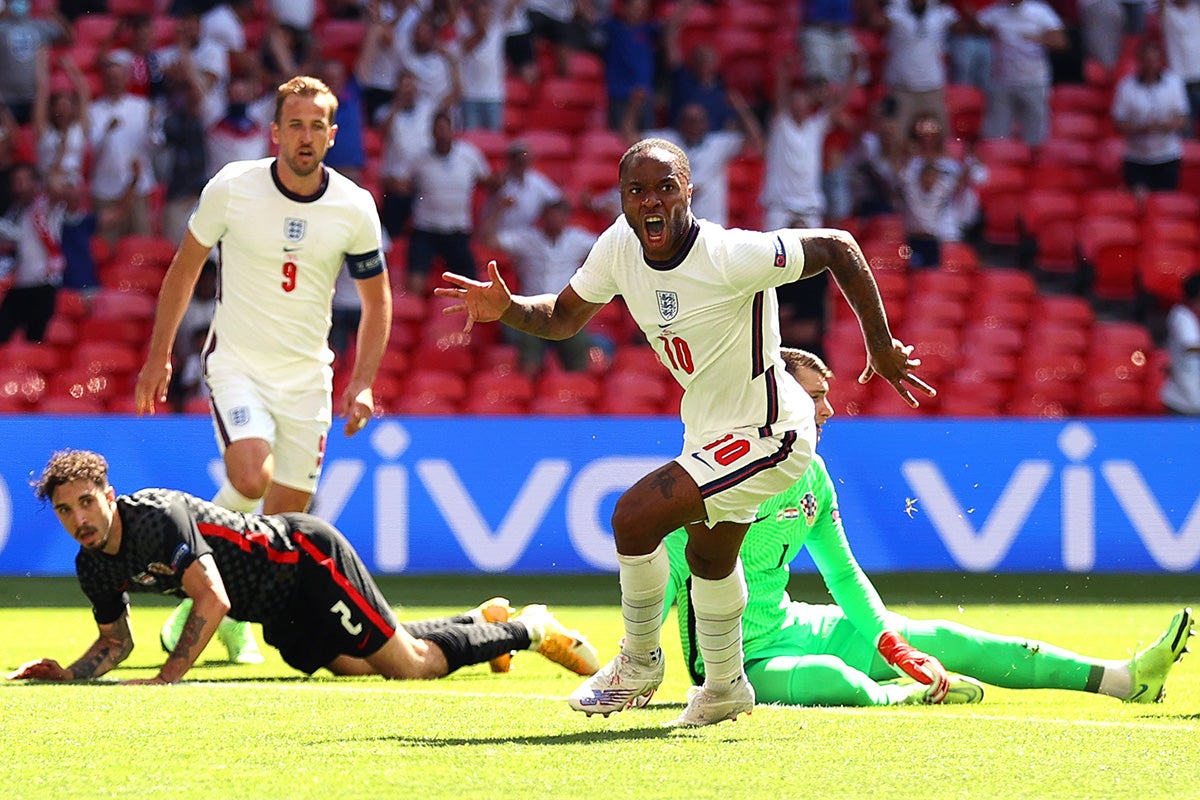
[1,574,1196,800]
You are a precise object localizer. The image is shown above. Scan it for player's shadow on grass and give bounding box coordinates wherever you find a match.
[318,728,680,746]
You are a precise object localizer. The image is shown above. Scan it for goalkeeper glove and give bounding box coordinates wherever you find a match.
[876,630,950,704]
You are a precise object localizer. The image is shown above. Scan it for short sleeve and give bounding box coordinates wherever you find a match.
[187,169,233,248]
[346,188,385,264]
[568,221,622,304]
[718,226,809,295]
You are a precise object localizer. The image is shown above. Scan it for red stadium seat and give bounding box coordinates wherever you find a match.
[909,268,974,301]
[1024,320,1090,354]
[1077,376,1145,416]
[906,293,968,328]
[1080,188,1139,220]
[1050,84,1111,117]
[0,340,64,373]
[536,371,600,404]
[526,78,604,138]
[939,241,981,274]
[1078,216,1140,304]
[1050,111,1104,142]
[528,395,594,415]
[898,323,960,380]
[1139,246,1198,309]
[89,288,157,320]
[610,344,668,377]
[469,371,535,405]
[0,366,47,408]
[1142,218,1199,249]
[73,341,142,376]
[973,267,1038,303]
[945,84,985,141]
[1143,191,1200,222]
[1033,294,1095,328]
[576,129,627,163]
[975,138,1033,169]
[110,234,177,271]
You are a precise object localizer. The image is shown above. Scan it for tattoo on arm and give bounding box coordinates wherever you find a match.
[806,234,891,349]
[165,612,209,665]
[69,615,134,679]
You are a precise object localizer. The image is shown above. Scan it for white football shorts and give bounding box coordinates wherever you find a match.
[205,356,333,494]
[675,424,816,525]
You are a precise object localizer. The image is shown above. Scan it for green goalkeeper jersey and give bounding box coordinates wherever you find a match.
[664,453,892,684]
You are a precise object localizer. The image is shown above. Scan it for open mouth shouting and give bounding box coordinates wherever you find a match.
[643,214,667,247]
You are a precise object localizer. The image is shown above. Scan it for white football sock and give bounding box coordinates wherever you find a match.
[690,561,748,686]
[617,543,669,658]
[212,481,261,513]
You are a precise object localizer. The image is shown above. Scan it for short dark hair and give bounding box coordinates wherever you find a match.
[34,450,109,501]
[780,348,833,380]
[619,138,691,185]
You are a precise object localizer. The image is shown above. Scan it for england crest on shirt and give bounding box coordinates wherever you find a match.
[285,217,307,242]
[656,290,679,322]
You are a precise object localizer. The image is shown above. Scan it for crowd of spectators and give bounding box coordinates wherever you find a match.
[0,0,1199,417]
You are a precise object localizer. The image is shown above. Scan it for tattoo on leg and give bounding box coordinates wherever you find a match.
[650,467,677,500]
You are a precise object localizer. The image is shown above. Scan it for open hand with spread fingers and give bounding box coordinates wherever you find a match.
[859,338,937,408]
[434,260,514,333]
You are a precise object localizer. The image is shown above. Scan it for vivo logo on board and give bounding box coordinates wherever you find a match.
[902,422,1200,572]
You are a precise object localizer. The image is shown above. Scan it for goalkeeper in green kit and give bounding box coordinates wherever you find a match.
[663,348,1195,706]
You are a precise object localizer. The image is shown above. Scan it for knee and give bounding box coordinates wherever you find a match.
[225,465,270,501]
[610,495,663,554]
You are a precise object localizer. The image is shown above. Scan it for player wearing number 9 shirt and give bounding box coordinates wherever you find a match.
[435,137,935,727]
[135,75,392,516]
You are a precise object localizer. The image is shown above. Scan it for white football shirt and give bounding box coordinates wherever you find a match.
[571,218,815,439]
[188,158,384,376]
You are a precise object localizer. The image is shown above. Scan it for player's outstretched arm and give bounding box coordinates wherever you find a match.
[799,231,936,407]
[7,608,135,681]
[877,630,951,703]
[135,231,214,416]
[133,555,232,684]
[436,260,604,340]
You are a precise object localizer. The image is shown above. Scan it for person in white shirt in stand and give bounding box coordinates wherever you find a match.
[1161,273,1200,416]
[88,53,155,244]
[398,12,461,113]
[376,69,438,241]
[155,8,230,129]
[1162,0,1200,138]
[457,0,508,131]
[492,139,563,237]
[759,52,852,231]
[1111,38,1190,194]
[866,0,963,145]
[480,197,596,376]
[397,110,495,294]
[0,163,65,344]
[973,0,1067,146]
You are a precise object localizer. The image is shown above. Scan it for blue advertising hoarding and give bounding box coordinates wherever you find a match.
[0,415,1197,575]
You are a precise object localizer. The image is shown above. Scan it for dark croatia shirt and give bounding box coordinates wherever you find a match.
[75,489,300,626]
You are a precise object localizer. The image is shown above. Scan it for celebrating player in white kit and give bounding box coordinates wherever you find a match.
[135,75,392,662]
[436,138,934,727]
